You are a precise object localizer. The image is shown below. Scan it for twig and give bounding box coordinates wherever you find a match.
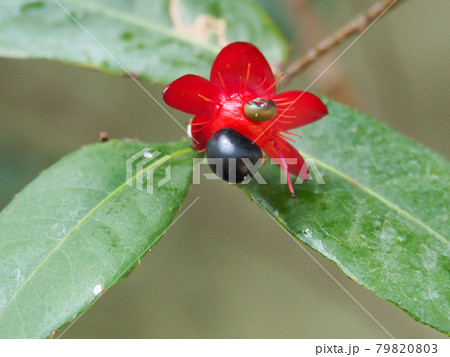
[289,0,360,106]
[280,0,407,87]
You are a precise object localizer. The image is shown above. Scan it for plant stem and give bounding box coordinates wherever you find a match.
[279,0,407,87]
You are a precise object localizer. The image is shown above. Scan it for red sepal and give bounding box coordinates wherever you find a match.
[189,115,213,150]
[163,74,221,117]
[210,42,275,98]
[262,140,310,180]
[272,91,328,130]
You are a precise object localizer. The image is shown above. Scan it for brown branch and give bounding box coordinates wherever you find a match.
[289,0,360,106]
[279,0,407,87]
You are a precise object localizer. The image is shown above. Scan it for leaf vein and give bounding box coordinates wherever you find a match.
[302,152,448,246]
[60,0,220,54]
[0,146,193,318]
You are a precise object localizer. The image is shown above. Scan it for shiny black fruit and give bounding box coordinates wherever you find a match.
[206,128,262,183]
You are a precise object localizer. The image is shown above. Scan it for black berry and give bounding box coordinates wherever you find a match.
[206,128,262,183]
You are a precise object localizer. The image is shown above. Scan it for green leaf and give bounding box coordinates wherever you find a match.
[241,98,450,334]
[0,139,196,338]
[0,0,287,83]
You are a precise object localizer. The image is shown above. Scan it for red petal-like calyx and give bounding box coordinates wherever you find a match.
[189,115,213,149]
[271,91,328,130]
[210,42,276,98]
[163,74,221,117]
[262,140,309,180]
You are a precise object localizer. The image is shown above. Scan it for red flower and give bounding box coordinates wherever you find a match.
[163,42,327,196]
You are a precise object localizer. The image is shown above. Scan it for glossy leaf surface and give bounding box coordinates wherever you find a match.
[0,139,196,338]
[242,98,450,334]
[0,0,287,83]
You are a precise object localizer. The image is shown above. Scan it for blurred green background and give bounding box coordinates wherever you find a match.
[0,0,448,338]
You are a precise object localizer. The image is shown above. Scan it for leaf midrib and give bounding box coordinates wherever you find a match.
[0,146,194,318]
[300,151,448,246]
[60,0,220,54]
